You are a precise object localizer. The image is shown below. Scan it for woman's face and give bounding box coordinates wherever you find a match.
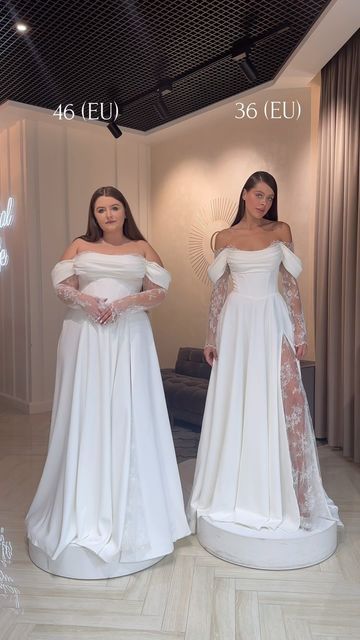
[242,181,275,219]
[93,196,126,233]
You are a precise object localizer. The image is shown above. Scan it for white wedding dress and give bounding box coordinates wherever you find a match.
[26,252,190,570]
[187,241,340,533]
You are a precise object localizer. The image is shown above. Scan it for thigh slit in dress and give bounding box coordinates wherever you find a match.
[187,241,341,533]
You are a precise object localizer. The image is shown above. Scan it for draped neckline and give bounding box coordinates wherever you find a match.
[75,251,146,260]
[218,240,285,254]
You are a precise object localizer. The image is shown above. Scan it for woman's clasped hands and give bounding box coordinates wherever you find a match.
[81,294,128,325]
[97,298,129,325]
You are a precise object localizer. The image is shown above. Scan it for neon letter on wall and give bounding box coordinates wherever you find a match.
[0,197,14,271]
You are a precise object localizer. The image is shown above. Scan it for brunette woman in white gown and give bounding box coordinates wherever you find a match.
[187,171,340,533]
[26,186,190,569]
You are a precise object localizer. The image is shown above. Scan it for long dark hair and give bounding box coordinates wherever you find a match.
[231,171,278,226]
[79,186,146,242]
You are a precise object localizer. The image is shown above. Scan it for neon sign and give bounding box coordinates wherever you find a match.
[0,239,9,270]
[0,197,14,272]
[0,197,14,229]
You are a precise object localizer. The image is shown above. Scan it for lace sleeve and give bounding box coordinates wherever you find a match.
[51,261,89,310]
[55,276,108,323]
[121,276,167,313]
[279,242,307,347]
[55,275,83,308]
[104,275,167,323]
[205,250,230,349]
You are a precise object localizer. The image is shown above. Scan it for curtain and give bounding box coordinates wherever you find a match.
[314,30,360,461]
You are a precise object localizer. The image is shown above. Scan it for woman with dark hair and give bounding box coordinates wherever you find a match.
[26,186,190,579]
[187,171,340,533]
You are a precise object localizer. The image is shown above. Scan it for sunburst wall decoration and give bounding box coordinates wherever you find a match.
[189,197,237,285]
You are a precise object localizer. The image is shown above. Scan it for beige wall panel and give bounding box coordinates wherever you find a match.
[0,107,150,411]
[0,122,29,405]
[9,121,27,403]
[65,124,117,240]
[0,128,13,398]
[150,87,315,367]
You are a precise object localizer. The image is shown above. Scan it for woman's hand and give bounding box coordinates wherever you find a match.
[295,343,307,359]
[97,298,128,325]
[204,345,218,367]
[80,294,108,322]
[97,285,167,325]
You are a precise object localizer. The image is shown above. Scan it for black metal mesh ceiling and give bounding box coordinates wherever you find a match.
[0,0,332,132]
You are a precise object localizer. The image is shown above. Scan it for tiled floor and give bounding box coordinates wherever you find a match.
[1,403,360,639]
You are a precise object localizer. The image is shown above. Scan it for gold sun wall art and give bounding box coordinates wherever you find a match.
[189,197,237,285]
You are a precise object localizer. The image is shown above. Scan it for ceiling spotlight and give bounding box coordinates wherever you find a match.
[15,22,29,33]
[154,96,169,120]
[107,121,122,138]
[158,79,173,97]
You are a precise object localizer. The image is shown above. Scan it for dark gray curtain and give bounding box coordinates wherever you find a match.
[315,30,360,461]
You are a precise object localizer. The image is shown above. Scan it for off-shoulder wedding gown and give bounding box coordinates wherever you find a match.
[186,241,340,533]
[26,252,190,570]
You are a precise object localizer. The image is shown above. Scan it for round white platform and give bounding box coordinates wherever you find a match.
[28,541,164,579]
[178,459,337,570]
[197,516,337,570]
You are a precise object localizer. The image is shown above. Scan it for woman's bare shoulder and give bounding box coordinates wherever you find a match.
[139,240,163,266]
[213,228,233,250]
[275,221,293,243]
[59,238,86,261]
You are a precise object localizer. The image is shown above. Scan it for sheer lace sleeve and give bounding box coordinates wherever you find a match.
[279,242,307,347]
[55,274,83,308]
[103,262,170,322]
[51,260,107,320]
[113,276,167,316]
[205,249,230,349]
[52,261,84,309]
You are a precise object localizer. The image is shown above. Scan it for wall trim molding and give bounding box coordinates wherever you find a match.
[0,392,52,414]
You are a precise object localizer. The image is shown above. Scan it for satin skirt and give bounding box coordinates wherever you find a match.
[26,308,190,562]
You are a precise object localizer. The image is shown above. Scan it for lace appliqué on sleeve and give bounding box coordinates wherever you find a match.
[55,275,108,322]
[279,242,307,347]
[55,275,87,309]
[107,275,167,322]
[205,249,230,349]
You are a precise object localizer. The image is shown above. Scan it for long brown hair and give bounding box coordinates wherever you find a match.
[79,186,146,242]
[231,171,278,226]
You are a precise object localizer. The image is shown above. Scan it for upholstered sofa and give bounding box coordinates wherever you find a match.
[161,347,315,429]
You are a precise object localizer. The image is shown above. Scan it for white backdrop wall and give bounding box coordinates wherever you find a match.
[0,104,150,412]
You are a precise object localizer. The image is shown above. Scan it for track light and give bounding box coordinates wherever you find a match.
[231,39,258,82]
[238,55,258,82]
[103,22,290,127]
[231,38,251,61]
[154,95,169,120]
[158,79,173,97]
[107,121,122,138]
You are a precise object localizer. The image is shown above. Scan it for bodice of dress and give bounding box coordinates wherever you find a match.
[51,252,171,303]
[204,240,306,350]
[209,241,302,299]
